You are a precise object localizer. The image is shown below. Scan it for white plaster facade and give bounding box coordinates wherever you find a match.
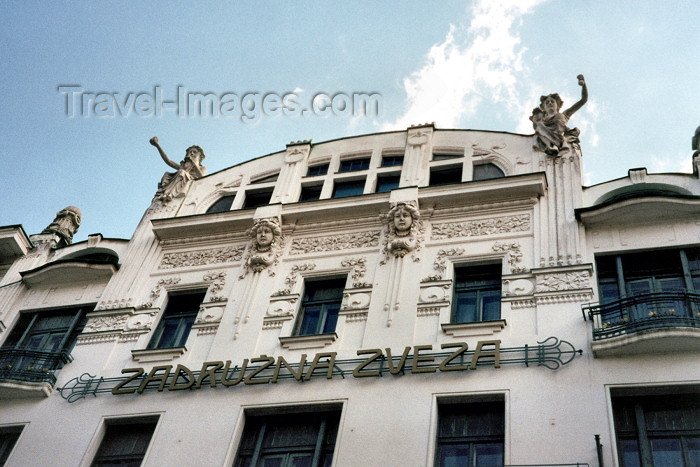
[0,124,698,466]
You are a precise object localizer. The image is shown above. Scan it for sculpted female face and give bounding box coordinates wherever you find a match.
[186,147,202,163]
[543,96,559,115]
[393,208,413,232]
[256,225,274,248]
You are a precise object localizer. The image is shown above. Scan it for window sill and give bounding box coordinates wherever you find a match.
[441,319,507,338]
[131,347,187,363]
[279,333,337,350]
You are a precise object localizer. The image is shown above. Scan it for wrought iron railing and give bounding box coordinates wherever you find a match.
[0,347,73,386]
[583,291,700,341]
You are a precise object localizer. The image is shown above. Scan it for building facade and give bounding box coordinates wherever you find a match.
[1,120,699,466]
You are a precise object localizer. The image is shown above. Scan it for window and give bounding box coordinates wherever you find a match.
[307,164,329,177]
[0,306,88,384]
[332,179,365,199]
[612,390,700,467]
[92,417,158,466]
[234,408,341,467]
[433,153,463,161]
[0,426,24,465]
[473,163,505,181]
[206,195,236,214]
[338,157,370,173]
[251,173,279,184]
[294,279,345,336]
[435,400,504,467]
[452,264,501,323]
[299,185,323,202]
[243,189,273,210]
[429,166,462,186]
[381,155,404,167]
[376,174,400,193]
[147,290,205,349]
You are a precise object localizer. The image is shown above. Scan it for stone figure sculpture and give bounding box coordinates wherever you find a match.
[42,206,82,246]
[531,74,588,155]
[383,201,423,260]
[150,137,206,202]
[243,217,284,275]
[692,126,700,155]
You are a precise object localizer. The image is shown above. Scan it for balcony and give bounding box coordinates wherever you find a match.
[583,291,700,357]
[0,347,73,398]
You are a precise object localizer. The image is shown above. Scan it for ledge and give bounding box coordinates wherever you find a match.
[591,327,700,358]
[21,261,118,286]
[279,333,337,350]
[441,319,507,338]
[131,347,187,363]
[0,380,53,399]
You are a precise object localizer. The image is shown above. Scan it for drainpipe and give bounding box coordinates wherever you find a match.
[595,434,604,467]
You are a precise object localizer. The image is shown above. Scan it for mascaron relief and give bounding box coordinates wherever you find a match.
[380,202,424,263]
[290,230,381,255]
[159,246,244,270]
[240,217,284,278]
[431,214,530,240]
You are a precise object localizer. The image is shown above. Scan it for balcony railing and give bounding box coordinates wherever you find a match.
[583,291,700,341]
[0,347,73,386]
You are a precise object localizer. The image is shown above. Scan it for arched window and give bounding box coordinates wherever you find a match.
[473,163,505,181]
[206,195,236,214]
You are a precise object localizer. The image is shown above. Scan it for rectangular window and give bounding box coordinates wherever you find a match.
[435,400,505,467]
[611,389,700,467]
[0,426,24,465]
[429,166,462,186]
[147,290,206,349]
[250,173,279,184]
[381,155,404,167]
[294,278,345,336]
[376,174,400,193]
[433,153,463,161]
[307,163,329,177]
[0,306,89,384]
[338,157,370,173]
[243,189,273,210]
[452,264,501,323]
[92,417,158,466]
[300,184,323,202]
[332,179,365,199]
[234,408,341,467]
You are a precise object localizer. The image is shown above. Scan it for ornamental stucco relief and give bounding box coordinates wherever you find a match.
[535,271,590,292]
[273,263,316,296]
[492,242,527,273]
[431,214,530,240]
[380,202,424,263]
[202,271,227,302]
[240,217,284,278]
[290,231,380,255]
[422,248,465,282]
[140,277,181,309]
[341,257,372,288]
[159,246,244,269]
[83,314,128,333]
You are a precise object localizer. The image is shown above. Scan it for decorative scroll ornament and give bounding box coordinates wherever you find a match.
[290,231,381,255]
[240,217,284,278]
[422,248,465,282]
[492,242,526,273]
[431,214,530,240]
[341,257,371,288]
[203,271,227,302]
[272,263,316,296]
[380,201,424,264]
[140,277,181,309]
[159,246,244,269]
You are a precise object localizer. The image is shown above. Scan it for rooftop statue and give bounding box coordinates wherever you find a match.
[150,137,206,202]
[531,74,588,155]
[692,126,700,155]
[41,206,82,246]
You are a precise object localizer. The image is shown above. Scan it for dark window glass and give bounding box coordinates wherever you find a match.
[300,185,323,202]
[433,153,463,161]
[435,401,504,467]
[243,189,273,209]
[473,163,505,181]
[206,195,236,214]
[332,180,365,199]
[234,409,341,467]
[429,166,462,186]
[92,418,158,467]
[612,392,700,467]
[0,426,24,465]
[453,264,501,323]
[147,291,206,349]
[338,158,370,173]
[376,174,400,193]
[251,173,279,184]
[381,155,404,167]
[307,164,329,177]
[294,279,345,336]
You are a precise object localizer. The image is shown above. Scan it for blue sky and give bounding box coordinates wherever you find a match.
[1,1,698,242]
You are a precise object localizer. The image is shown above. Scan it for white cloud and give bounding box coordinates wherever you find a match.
[649,151,694,174]
[382,0,548,131]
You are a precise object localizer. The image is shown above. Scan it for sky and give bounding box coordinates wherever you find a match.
[1,1,698,243]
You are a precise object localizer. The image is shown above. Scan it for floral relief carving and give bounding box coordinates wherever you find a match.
[159,246,244,269]
[342,291,371,310]
[492,242,527,273]
[422,248,464,282]
[341,257,372,288]
[273,263,316,296]
[125,312,158,331]
[290,231,381,255]
[380,202,424,264]
[194,305,224,324]
[203,271,227,302]
[535,271,590,292]
[240,217,284,278]
[83,314,128,333]
[418,284,450,303]
[266,297,298,317]
[431,214,530,240]
[140,277,181,309]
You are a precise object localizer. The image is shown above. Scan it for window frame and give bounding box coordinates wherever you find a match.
[331,179,366,199]
[472,163,505,181]
[306,163,329,177]
[375,173,401,193]
[0,425,24,466]
[381,154,404,167]
[242,188,274,210]
[293,278,346,337]
[451,263,502,324]
[91,416,160,467]
[338,157,370,173]
[147,290,206,350]
[206,194,236,214]
[429,164,463,187]
[299,184,323,202]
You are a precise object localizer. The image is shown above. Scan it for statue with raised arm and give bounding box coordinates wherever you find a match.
[150,137,206,202]
[42,206,82,246]
[530,74,588,155]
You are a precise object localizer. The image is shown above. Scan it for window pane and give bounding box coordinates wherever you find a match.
[619,439,641,467]
[650,438,683,467]
[300,185,322,202]
[297,305,322,336]
[430,167,462,186]
[687,437,700,466]
[332,180,365,198]
[92,420,157,466]
[454,291,477,323]
[0,428,23,465]
[339,158,370,172]
[206,195,236,213]
[381,155,403,167]
[243,190,273,209]
[148,291,205,349]
[321,304,340,334]
[376,175,400,193]
[307,164,329,176]
[438,445,470,467]
[473,163,505,181]
[481,291,501,321]
[474,443,504,467]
